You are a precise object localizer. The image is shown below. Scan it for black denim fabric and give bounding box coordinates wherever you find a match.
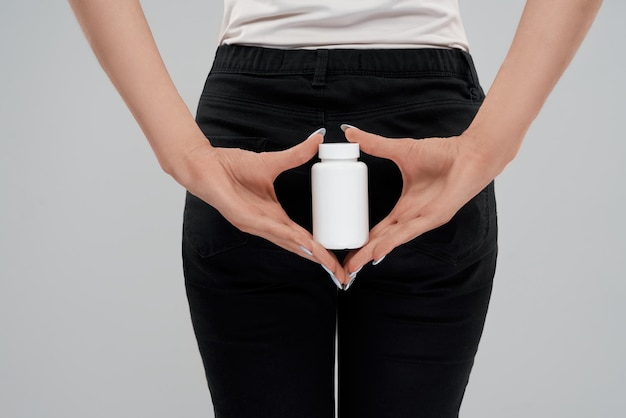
[182,45,498,418]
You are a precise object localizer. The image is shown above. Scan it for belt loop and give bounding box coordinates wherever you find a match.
[312,49,329,87]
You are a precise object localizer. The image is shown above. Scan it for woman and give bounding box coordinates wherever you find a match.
[68,1,602,416]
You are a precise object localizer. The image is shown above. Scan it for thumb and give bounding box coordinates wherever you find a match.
[267,128,325,174]
[341,124,403,162]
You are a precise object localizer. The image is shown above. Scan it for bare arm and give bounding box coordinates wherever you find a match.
[68,0,347,284]
[67,0,204,176]
[465,0,604,167]
[343,0,603,277]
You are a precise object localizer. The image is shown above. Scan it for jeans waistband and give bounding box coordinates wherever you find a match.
[211,44,480,85]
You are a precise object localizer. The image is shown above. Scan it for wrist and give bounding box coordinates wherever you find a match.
[461,94,530,173]
[459,124,523,177]
[158,132,214,188]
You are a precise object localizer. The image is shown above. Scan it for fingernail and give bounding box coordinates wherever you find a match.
[321,264,343,289]
[299,245,313,257]
[308,128,326,138]
[373,255,386,266]
[340,124,358,132]
[343,266,363,291]
[348,266,363,280]
[344,276,357,291]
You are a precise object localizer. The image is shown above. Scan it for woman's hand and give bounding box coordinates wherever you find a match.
[341,0,603,280]
[67,1,346,286]
[179,129,348,287]
[341,126,505,277]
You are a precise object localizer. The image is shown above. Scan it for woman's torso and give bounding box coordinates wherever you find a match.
[219,0,468,50]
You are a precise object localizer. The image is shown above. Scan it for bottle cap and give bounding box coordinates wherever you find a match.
[318,143,360,160]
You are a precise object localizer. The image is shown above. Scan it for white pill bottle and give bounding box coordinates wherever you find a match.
[312,143,369,249]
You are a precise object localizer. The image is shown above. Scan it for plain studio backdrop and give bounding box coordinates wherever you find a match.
[1,1,623,417]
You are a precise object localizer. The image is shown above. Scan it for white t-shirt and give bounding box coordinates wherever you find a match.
[219,0,469,50]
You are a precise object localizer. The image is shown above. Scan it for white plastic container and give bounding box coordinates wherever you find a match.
[312,143,369,249]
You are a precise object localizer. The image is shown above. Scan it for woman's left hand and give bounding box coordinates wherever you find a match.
[341,125,504,277]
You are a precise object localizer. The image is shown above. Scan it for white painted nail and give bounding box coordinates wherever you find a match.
[308,128,326,138]
[343,267,363,291]
[340,124,358,132]
[348,266,363,279]
[321,264,342,289]
[299,245,313,257]
[344,276,357,291]
[372,255,386,266]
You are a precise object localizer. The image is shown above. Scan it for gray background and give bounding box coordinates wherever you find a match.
[1,1,623,417]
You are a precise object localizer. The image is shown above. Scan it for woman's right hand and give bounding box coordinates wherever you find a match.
[178,129,347,286]
[67,1,345,285]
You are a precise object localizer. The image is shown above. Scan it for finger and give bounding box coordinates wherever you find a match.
[342,125,407,163]
[342,217,416,275]
[272,221,348,285]
[341,223,392,275]
[367,200,412,237]
[342,236,383,276]
[266,128,325,175]
[360,195,424,250]
[343,221,399,272]
[343,203,452,275]
[241,206,347,284]
[308,240,348,284]
[275,218,347,283]
[341,200,410,274]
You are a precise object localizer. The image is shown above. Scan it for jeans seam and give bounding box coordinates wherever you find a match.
[200,93,319,118]
[327,99,480,121]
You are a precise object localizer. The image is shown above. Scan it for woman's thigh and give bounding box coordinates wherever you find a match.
[184,233,337,418]
[184,48,339,417]
[337,242,497,418]
[329,62,498,417]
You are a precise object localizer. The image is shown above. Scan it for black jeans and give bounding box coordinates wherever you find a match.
[183,45,498,418]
